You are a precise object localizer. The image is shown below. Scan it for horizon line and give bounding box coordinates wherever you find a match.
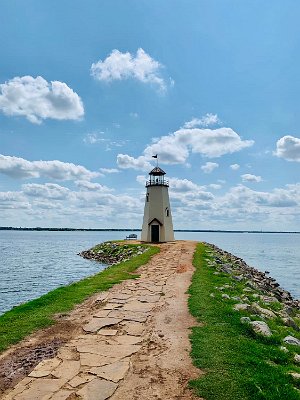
[0,227,299,234]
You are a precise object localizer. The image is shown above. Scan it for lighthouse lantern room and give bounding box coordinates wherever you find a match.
[141,166,175,242]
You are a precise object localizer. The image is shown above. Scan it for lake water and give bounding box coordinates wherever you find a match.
[0,230,299,315]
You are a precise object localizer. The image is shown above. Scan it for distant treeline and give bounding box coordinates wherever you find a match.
[0,227,299,234]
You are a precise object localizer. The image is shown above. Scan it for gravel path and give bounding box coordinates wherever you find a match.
[1,241,200,400]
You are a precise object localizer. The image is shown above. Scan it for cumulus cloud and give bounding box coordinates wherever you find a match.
[91,48,169,91]
[201,162,219,173]
[0,76,84,124]
[143,127,254,164]
[209,184,222,190]
[230,163,240,170]
[117,154,152,171]
[0,191,28,209]
[0,155,100,181]
[169,177,214,206]
[274,135,300,162]
[75,180,113,192]
[183,113,220,128]
[241,174,262,183]
[168,177,203,192]
[99,168,119,174]
[22,183,70,200]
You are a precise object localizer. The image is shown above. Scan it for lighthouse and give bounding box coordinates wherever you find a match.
[141,165,175,242]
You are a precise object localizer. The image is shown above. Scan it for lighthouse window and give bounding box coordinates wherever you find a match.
[146,193,149,202]
[165,207,169,217]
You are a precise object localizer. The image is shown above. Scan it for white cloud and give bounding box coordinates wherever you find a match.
[130,112,139,118]
[209,184,222,190]
[22,183,70,200]
[83,133,128,151]
[201,162,219,173]
[99,168,119,174]
[0,155,100,180]
[0,76,84,124]
[91,48,169,92]
[136,175,147,185]
[183,113,221,128]
[241,174,262,183]
[143,127,254,164]
[169,178,214,206]
[117,154,152,171]
[274,135,300,162]
[83,132,106,144]
[0,191,29,209]
[75,180,113,192]
[230,163,240,170]
[169,177,203,192]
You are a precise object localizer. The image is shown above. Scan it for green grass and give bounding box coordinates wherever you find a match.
[0,243,159,353]
[188,243,300,400]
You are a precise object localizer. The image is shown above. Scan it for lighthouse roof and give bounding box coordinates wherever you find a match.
[149,166,166,176]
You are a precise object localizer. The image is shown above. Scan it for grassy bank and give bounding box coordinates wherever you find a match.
[0,242,159,353]
[189,242,300,400]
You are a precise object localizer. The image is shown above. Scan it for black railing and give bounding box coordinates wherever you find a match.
[146,180,169,187]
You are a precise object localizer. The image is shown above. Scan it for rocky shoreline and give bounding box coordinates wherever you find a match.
[206,242,300,350]
[206,242,300,309]
[78,241,149,265]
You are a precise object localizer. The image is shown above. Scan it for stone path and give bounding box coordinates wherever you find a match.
[1,241,199,400]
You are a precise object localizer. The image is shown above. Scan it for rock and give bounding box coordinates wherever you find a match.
[50,389,76,400]
[220,264,232,273]
[289,372,300,380]
[121,321,145,336]
[261,296,279,304]
[122,300,154,313]
[108,310,148,323]
[250,321,272,337]
[210,293,215,298]
[80,353,117,367]
[97,329,118,336]
[233,303,250,311]
[83,317,122,333]
[51,360,81,381]
[240,317,251,324]
[282,317,299,331]
[89,360,130,382]
[294,354,300,363]
[13,378,66,400]
[77,343,141,358]
[76,378,118,400]
[68,374,95,388]
[283,336,300,346]
[232,275,243,281]
[279,346,289,353]
[28,357,61,378]
[251,303,277,319]
[112,335,143,345]
[222,294,230,300]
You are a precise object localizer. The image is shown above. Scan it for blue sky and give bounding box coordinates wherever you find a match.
[1,0,300,230]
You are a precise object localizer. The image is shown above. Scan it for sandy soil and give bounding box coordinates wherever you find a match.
[0,241,202,400]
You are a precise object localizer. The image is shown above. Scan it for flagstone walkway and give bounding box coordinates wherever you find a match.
[2,241,200,400]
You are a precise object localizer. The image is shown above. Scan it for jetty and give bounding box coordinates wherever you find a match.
[0,241,199,400]
[1,240,300,400]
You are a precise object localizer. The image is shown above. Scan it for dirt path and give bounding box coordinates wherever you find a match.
[1,241,201,400]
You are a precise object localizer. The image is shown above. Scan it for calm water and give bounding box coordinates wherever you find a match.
[0,230,299,315]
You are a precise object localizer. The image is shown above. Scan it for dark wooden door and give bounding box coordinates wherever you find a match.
[151,225,159,242]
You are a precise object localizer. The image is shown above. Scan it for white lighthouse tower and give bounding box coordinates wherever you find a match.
[141,165,175,242]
